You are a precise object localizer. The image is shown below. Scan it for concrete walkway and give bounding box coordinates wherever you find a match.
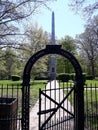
[30,80,74,130]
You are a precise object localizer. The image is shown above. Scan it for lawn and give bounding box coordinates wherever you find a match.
[0,79,98,85]
[30,80,48,106]
[0,79,48,85]
[86,79,98,86]
[0,79,98,108]
[0,80,48,108]
[0,80,22,85]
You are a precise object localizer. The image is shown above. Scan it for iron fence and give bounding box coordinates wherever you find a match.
[0,84,22,130]
[0,82,98,130]
[84,84,98,130]
[38,81,98,130]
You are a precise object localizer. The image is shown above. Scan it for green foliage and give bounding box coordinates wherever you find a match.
[0,48,23,80]
[57,73,70,82]
[70,73,75,81]
[31,57,48,79]
[34,76,48,80]
[56,55,74,74]
[86,75,94,80]
[82,73,86,83]
[56,36,77,75]
[69,73,86,83]
[11,75,21,81]
[0,24,50,80]
[60,35,76,54]
[34,72,49,80]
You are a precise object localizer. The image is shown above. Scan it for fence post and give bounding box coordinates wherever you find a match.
[74,81,84,130]
[38,88,41,130]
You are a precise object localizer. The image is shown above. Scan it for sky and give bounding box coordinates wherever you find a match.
[31,0,85,39]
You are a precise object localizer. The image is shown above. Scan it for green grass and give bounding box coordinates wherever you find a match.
[0,79,98,86]
[59,79,98,87]
[30,80,47,106]
[0,80,22,85]
[0,80,48,109]
[86,80,98,86]
[0,79,48,85]
[84,89,98,130]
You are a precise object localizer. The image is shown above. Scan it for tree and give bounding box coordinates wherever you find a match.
[70,0,98,19]
[20,23,51,61]
[24,23,51,55]
[18,23,51,78]
[0,0,55,49]
[60,35,76,54]
[56,36,76,74]
[76,20,98,77]
[0,50,6,79]
[4,47,21,79]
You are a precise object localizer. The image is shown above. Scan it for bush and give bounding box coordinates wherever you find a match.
[34,72,49,80]
[70,73,75,81]
[86,75,94,80]
[11,75,20,81]
[34,76,48,80]
[57,73,70,82]
[82,73,86,83]
[70,73,86,83]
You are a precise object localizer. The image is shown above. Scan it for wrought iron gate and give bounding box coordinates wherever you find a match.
[22,45,84,130]
[38,80,75,130]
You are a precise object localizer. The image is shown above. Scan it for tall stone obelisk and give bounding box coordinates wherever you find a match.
[49,11,56,80]
[51,11,55,45]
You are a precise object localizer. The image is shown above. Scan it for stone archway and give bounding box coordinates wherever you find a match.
[22,45,84,130]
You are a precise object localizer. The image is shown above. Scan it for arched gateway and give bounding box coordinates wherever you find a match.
[22,45,84,130]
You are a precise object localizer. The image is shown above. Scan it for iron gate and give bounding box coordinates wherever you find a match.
[38,80,75,130]
[22,45,84,130]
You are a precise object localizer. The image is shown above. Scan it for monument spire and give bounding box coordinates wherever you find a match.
[51,11,55,45]
[49,11,56,80]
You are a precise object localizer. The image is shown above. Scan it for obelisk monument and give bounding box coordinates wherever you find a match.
[49,11,56,80]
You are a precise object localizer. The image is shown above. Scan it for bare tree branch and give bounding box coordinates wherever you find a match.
[69,0,98,19]
[0,0,54,49]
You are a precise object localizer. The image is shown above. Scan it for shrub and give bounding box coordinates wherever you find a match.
[86,75,94,80]
[34,72,49,80]
[34,76,48,80]
[82,73,86,83]
[57,73,70,82]
[11,75,20,81]
[70,73,86,83]
[70,73,75,81]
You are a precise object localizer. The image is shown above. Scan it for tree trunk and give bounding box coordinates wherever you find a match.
[90,59,95,78]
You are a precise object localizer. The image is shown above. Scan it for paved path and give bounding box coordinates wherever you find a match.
[30,80,74,130]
